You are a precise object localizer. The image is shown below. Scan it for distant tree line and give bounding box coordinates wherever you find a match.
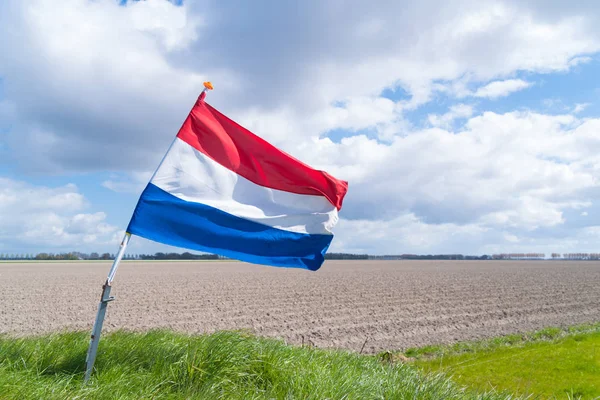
[0,252,91,260]
[491,253,545,260]
[0,251,222,261]
[370,254,492,260]
[325,253,369,260]
[555,253,600,260]
[4,251,600,262]
[138,252,221,260]
[492,253,600,260]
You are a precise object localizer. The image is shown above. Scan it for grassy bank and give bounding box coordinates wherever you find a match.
[407,323,600,399]
[0,330,510,400]
[2,325,598,399]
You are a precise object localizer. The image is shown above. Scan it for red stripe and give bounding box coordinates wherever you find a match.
[175,95,348,210]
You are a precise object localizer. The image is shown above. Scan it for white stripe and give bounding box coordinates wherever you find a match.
[151,138,338,235]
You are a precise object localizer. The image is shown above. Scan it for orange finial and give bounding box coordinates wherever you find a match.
[203,81,214,90]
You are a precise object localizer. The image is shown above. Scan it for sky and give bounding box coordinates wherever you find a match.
[1,0,600,257]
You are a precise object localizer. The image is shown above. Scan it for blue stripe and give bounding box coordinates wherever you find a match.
[126,183,333,270]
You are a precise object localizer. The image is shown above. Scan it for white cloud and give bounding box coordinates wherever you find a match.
[0,178,119,251]
[573,103,591,113]
[329,213,488,255]
[102,171,153,194]
[0,0,216,173]
[0,179,86,212]
[1,0,600,172]
[479,196,565,230]
[235,96,407,145]
[297,110,600,254]
[1,0,600,254]
[129,0,202,51]
[473,79,532,99]
[428,104,474,128]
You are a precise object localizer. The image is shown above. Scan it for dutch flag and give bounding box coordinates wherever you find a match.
[127,88,348,271]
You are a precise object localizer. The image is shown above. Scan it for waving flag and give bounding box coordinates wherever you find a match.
[85,83,348,384]
[126,86,348,270]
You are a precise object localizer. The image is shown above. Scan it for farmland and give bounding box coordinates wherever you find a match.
[1,260,599,354]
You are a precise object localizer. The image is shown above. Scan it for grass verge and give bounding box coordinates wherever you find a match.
[0,330,514,400]
[403,323,600,399]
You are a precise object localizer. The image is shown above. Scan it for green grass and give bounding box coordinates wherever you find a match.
[0,330,514,400]
[408,323,600,399]
[3,325,598,399]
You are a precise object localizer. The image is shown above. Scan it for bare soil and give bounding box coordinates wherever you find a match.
[0,260,598,353]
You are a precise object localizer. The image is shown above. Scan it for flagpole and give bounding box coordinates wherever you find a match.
[83,232,131,383]
[83,82,213,383]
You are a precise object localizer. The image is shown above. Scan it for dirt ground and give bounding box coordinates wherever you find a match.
[0,260,598,353]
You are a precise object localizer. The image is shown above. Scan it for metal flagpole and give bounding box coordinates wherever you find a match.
[82,82,213,383]
[83,231,131,383]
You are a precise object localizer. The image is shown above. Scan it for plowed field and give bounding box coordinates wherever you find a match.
[1,260,598,353]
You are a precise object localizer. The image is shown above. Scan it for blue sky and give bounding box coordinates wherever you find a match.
[1,0,600,256]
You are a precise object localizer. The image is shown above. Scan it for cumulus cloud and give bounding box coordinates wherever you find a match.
[428,104,474,128]
[102,171,153,193]
[573,103,591,114]
[473,79,532,99]
[2,0,600,172]
[1,0,600,254]
[329,213,489,255]
[0,0,213,174]
[0,178,119,251]
[294,110,600,253]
